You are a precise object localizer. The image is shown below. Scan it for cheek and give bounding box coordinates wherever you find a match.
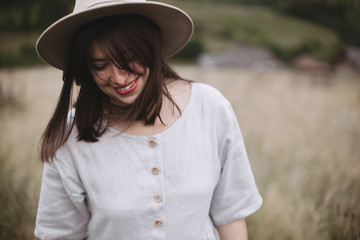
[91,71,108,86]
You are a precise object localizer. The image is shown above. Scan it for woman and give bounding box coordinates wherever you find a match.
[35,0,263,239]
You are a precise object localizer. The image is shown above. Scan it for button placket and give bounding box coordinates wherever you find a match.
[149,139,160,175]
[148,138,165,231]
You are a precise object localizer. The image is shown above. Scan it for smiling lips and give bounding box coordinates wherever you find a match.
[114,78,139,95]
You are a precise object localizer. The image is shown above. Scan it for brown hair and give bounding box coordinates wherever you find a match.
[40,14,182,162]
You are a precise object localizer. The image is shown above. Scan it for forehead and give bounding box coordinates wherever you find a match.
[88,40,133,61]
[89,42,105,59]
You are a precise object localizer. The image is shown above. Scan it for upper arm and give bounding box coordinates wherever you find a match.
[210,100,262,226]
[35,162,89,240]
[216,218,248,240]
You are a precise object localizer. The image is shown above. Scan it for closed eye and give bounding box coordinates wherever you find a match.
[89,57,110,70]
[91,64,108,71]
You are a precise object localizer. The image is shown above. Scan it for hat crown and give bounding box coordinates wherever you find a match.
[74,0,146,13]
[37,0,193,70]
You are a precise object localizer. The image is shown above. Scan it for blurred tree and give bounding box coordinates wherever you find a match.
[33,0,74,30]
[180,0,360,46]
[174,39,204,60]
[0,0,73,31]
[282,0,360,46]
[0,0,32,31]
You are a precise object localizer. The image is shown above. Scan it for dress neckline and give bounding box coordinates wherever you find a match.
[107,81,195,139]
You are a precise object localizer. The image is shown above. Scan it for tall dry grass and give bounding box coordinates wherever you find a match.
[0,66,359,239]
[0,67,62,239]
[178,66,360,240]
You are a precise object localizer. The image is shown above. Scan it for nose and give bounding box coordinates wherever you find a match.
[110,65,130,85]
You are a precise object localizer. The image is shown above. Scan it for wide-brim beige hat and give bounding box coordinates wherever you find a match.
[36,0,193,70]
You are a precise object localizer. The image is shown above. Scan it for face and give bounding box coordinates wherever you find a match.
[88,42,150,107]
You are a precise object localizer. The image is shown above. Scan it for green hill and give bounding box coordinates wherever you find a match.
[162,0,341,62]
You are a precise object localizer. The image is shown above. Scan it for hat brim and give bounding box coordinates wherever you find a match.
[36,1,193,70]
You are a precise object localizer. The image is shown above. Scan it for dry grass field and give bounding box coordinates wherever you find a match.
[0,65,359,239]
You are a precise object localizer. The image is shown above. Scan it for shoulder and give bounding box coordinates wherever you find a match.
[191,82,231,110]
[56,108,89,157]
[191,82,239,129]
[65,108,79,143]
[67,108,76,121]
[192,82,225,99]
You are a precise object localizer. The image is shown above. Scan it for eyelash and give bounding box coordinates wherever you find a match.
[92,64,108,71]
[90,63,144,75]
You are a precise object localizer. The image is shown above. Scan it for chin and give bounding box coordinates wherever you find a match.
[112,98,136,107]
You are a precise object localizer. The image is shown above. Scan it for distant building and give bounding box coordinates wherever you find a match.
[197,44,286,72]
[293,54,330,73]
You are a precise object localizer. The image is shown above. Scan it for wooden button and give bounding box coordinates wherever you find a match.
[152,167,159,175]
[155,220,163,227]
[148,140,157,148]
[154,195,162,203]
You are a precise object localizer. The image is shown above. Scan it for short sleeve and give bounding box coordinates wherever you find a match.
[210,100,262,226]
[35,155,90,240]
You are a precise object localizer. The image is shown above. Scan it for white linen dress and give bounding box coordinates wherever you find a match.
[35,82,263,240]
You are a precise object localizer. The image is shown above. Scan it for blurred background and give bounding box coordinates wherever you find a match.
[0,0,359,239]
